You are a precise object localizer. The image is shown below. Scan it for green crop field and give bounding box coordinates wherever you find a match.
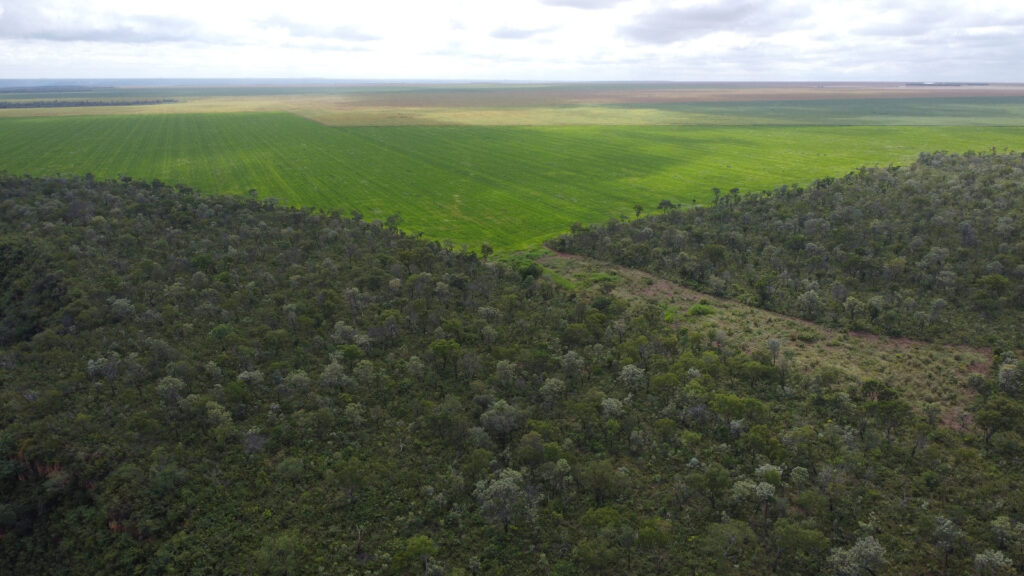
[2,110,1024,249]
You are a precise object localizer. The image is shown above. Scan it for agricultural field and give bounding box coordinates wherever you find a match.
[2,82,1024,249]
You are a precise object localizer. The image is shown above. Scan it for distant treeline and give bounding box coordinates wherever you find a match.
[0,99,177,109]
[905,82,990,87]
[0,85,102,93]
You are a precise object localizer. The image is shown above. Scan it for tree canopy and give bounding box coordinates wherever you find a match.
[550,151,1024,348]
[1,170,1022,574]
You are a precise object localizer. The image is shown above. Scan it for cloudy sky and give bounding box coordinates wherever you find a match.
[0,0,1021,81]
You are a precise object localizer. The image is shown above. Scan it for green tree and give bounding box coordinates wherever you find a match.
[975,395,1024,445]
[253,530,307,575]
[828,536,886,576]
[934,516,964,575]
[869,398,913,440]
[974,550,1014,576]
[391,535,439,575]
[578,459,629,505]
[474,468,537,533]
[771,519,829,574]
[429,338,461,375]
[698,518,764,574]
[479,399,523,446]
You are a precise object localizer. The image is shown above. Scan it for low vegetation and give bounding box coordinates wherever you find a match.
[3,173,1024,575]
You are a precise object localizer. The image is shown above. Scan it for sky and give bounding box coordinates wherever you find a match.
[0,0,1022,81]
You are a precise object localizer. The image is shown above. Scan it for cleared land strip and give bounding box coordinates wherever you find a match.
[539,251,989,426]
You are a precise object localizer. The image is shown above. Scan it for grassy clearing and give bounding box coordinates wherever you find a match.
[2,112,1024,249]
[539,251,988,422]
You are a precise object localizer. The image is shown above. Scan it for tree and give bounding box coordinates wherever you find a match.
[975,395,1024,445]
[618,364,645,392]
[479,399,522,445]
[253,530,308,575]
[384,213,403,230]
[392,535,439,575]
[575,507,646,573]
[844,296,866,324]
[156,376,186,409]
[767,338,781,366]
[771,519,829,574]
[683,462,731,513]
[797,290,822,320]
[990,515,1024,567]
[828,536,886,576]
[539,377,565,406]
[474,468,537,533]
[578,459,629,505]
[869,398,913,440]
[480,243,494,261]
[698,518,764,574]
[633,203,643,220]
[974,550,1014,576]
[429,338,461,375]
[933,516,964,575]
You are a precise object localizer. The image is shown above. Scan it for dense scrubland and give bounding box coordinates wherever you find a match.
[3,169,1024,575]
[550,151,1024,349]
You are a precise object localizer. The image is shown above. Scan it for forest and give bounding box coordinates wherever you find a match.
[551,151,1024,348]
[2,158,1024,575]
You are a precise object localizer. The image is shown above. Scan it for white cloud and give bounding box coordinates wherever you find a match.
[0,0,1021,80]
[491,26,552,40]
[257,16,378,42]
[539,0,625,8]
[0,2,202,43]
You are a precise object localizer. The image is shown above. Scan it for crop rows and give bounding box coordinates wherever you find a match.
[2,112,1023,249]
